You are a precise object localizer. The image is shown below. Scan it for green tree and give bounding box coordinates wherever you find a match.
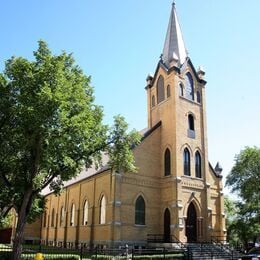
[226,147,260,213]
[0,41,140,260]
[224,196,238,246]
[226,147,260,250]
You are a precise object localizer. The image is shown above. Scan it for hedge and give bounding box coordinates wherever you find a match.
[91,254,183,260]
[0,251,81,260]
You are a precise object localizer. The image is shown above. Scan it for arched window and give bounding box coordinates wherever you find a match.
[43,211,47,227]
[167,85,171,98]
[184,148,191,176]
[185,73,194,100]
[157,75,165,104]
[179,83,184,96]
[70,204,75,226]
[51,208,55,227]
[197,91,201,103]
[135,196,145,225]
[99,196,106,224]
[164,148,171,176]
[83,200,89,225]
[195,151,202,178]
[151,95,155,107]
[60,206,65,226]
[188,114,195,131]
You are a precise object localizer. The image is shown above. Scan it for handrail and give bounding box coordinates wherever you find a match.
[147,234,185,248]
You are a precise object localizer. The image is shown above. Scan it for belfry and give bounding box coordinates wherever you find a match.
[15,2,226,247]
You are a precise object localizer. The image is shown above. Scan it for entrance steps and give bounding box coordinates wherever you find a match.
[186,243,241,260]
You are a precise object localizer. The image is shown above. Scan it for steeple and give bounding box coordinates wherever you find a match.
[162,2,187,67]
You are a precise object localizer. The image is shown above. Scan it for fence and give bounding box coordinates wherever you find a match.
[0,244,186,259]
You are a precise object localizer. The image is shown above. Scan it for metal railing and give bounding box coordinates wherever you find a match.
[0,243,186,259]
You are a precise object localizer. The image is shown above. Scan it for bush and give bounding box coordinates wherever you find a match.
[21,254,80,259]
[91,254,183,260]
[0,251,14,260]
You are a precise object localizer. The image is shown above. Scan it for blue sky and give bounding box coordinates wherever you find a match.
[1,0,260,194]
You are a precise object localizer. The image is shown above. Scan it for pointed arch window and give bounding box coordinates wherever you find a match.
[83,200,89,225]
[167,85,171,98]
[51,208,55,227]
[157,75,165,104]
[135,196,145,225]
[185,73,194,100]
[184,148,191,176]
[179,83,184,96]
[70,204,75,226]
[164,148,171,176]
[197,91,201,103]
[195,151,202,178]
[60,206,65,226]
[99,196,106,224]
[43,211,47,227]
[151,95,155,107]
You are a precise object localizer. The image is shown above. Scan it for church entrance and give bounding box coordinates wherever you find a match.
[164,208,171,242]
[185,203,197,242]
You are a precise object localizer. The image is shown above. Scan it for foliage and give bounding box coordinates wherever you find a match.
[224,196,238,245]
[226,146,260,214]
[225,147,260,249]
[0,40,140,259]
[0,211,13,228]
[0,252,80,260]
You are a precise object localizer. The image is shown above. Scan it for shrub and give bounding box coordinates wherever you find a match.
[21,254,80,260]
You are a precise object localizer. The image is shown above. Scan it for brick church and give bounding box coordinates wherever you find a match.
[16,2,226,248]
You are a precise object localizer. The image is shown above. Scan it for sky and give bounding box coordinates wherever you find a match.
[1,0,260,196]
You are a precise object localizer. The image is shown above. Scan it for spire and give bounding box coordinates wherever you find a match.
[162,2,187,67]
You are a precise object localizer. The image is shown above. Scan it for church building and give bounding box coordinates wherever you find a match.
[19,2,226,248]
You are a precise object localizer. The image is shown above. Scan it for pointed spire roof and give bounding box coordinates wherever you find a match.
[162,2,188,67]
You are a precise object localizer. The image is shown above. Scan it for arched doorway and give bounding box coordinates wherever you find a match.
[185,203,197,242]
[164,209,171,242]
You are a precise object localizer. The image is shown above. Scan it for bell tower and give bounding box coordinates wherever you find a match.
[145,2,225,242]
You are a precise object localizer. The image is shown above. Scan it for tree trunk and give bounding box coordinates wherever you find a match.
[11,189,33,260]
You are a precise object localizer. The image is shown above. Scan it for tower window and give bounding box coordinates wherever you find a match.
[195,151,202,178]
[167,85,171,98]
[188,114,194,131]
[157,75,165,104]
[164,148,171,176]
[99,195,106,224]
[179,83,184,96]
[185,73,194,100]
[183,148,191,176]
[135,196,145,225]
[188,114,195,139]
[197,91,201,103]
[151,95,155,107]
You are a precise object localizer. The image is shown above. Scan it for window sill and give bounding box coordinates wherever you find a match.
[182,175,203,181]
[134,224,146,228]
[179,95,201,106]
